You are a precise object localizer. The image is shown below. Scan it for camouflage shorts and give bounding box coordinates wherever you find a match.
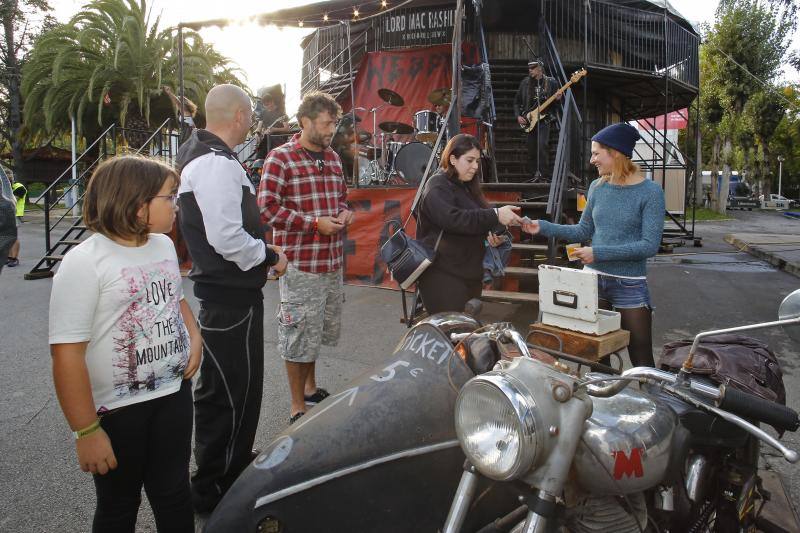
[276,265,343,363]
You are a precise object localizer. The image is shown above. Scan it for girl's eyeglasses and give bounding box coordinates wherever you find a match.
[151,194,178,206]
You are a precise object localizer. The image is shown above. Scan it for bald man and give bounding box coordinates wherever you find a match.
[177,84,287,514]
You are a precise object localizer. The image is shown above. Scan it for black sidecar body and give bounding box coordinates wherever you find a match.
[205,317,518,532]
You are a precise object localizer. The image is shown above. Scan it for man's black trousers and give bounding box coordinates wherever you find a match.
[525,121,551,176]
[191,300,264,513]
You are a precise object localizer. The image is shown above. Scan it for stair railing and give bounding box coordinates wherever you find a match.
[32,123,117,254]
[301,30,367,98]
[28,121,177,279]
[132,118,178,161]
[541,22,583,221]
[538,21,584,262]
[475,2,499,182]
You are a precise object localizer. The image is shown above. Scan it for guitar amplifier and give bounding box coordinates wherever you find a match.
[538,265,621,336]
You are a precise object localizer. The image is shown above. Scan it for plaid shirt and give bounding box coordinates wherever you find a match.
[258,134,349,273]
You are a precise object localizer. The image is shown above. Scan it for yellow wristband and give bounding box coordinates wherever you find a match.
[73,419,101,440]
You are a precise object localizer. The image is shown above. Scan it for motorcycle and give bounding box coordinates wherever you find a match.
[205,290,800,532]
[444,289,800,533]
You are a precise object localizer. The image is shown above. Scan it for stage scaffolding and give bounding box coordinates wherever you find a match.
[295,0,701,243]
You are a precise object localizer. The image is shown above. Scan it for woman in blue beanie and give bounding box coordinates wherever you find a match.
[522,123,665,367]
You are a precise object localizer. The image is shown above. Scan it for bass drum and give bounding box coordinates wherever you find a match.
[393,142,436,185]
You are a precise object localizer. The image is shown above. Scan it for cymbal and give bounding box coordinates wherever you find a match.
[427,87,452,106]
[378,121,414,135]
[357,131,372,143]
[340,113,363,124]
[378,88,404,107]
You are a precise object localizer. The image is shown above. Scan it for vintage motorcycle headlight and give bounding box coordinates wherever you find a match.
[454,373,539,480]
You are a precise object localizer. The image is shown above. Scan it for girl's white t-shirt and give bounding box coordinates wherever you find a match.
[49,233,189,413]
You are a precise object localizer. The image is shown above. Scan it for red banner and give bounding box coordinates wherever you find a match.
[636,109,688,130]
[341,188,418,288]
[347,45,453,136]
[341,188,520,289]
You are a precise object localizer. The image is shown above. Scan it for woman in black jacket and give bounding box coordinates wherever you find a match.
[417,134,521,314]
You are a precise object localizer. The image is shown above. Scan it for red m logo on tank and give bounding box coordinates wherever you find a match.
[612,448,644,479]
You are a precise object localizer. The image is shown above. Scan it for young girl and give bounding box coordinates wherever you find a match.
[49,155,201,532]
[523,123,665,367]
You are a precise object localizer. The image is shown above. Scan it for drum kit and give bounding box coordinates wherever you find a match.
[355,86,452,186]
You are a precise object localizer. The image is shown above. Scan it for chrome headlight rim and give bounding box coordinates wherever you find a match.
[455,371,539,481]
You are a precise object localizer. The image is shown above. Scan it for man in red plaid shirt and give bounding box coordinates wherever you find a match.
[258,92,354,425]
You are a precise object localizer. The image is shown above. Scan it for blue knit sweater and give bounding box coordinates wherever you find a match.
[538,178,665,277]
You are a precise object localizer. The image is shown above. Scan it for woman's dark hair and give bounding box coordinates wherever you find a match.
[83,155,178,245]
[440,134,488,208]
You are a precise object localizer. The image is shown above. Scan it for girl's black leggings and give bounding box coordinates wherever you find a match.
[92,379,194,533]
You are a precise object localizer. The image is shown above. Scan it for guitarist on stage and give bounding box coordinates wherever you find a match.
[514,58,561,179]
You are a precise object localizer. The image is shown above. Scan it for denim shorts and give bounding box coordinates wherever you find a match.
[597,274,652,310]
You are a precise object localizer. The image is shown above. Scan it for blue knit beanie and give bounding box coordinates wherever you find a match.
[591,123,640,159]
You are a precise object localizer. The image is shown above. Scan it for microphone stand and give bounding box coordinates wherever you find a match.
[351,106,367,184]
[534,76,542,181]
[370,104,388,183]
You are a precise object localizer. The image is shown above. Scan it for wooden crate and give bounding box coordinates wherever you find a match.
[527,322,630,362]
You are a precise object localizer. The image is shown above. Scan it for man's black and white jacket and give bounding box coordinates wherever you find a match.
[177,129,278,305]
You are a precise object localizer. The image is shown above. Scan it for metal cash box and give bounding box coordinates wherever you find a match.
[537,265,621,335]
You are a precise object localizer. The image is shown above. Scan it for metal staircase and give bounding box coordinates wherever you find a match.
[474,20,586,307]
[25,120,178,279]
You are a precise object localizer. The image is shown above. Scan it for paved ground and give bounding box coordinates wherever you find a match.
[1,209,799,532]
[724,232,800,277]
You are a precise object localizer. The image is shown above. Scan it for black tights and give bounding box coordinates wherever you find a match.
[600,300,655,368]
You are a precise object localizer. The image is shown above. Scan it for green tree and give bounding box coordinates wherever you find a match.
[742,89,786,194]
[699,0,797,212]
[1,0,53,180]
[768,85,800,196]
[21,0,243,147]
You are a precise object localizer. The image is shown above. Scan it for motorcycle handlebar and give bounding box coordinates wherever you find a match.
[719,385,800,433]
[584,367,721,400]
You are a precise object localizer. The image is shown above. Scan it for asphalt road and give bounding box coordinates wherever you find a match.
[0,209,798,532]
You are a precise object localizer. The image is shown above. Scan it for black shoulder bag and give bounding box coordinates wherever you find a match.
[379,101,454,326]
[379,215,442,291]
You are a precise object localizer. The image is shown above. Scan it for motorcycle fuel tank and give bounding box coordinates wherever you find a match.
[573,388,677,494]
[205,321,518,533]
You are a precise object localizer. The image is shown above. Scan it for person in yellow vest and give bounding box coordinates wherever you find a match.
[7,180,26,267]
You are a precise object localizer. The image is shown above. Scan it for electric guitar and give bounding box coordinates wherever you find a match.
[520,68,587,132]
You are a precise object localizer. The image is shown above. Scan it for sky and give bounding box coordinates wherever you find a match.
[45,0,798,114]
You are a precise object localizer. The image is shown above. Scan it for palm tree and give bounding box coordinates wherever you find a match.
[21,0,243,146]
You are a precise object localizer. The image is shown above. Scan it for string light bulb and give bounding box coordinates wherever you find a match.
[353,6,359,17]
[298,19,304,27]
[323,13,329,21]
[381,0,387,7]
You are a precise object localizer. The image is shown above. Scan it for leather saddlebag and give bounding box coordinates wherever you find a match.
[659,334,786,405]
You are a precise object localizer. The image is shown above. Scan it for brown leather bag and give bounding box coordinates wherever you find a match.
[659,334,786,405]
